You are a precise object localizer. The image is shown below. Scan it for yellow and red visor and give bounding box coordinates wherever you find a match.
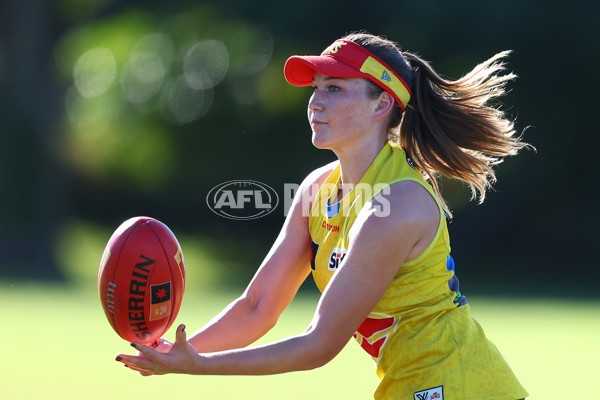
[284,39,412,110]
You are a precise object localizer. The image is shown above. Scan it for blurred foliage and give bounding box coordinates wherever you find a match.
[54,219,265,291]
[52,6,288,194]
[0,0,598,296]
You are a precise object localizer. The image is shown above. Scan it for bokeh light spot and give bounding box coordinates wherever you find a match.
[162,75,213,124]
[73,47,116,98]
[120,51,165,104]
[183,39,229,90]
[133,32,176,70]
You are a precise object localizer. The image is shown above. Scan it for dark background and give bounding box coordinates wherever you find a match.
[1,0,598,297]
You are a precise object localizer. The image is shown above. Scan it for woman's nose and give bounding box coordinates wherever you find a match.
[308,91,324,111]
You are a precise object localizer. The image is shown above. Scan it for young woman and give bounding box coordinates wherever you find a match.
[116,32,530,399]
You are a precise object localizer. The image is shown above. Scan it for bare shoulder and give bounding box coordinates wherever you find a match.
[351,180,441,262]
[283,160,338,225]
[302,160,338,189]
[385,180,440,225]
[295,160,338,203]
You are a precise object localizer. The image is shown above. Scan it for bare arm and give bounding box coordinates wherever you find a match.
[186,207,311,352]
[180,164,337,353]
[117,181,440,375]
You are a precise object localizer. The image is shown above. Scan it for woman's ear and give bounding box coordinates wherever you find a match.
[372,91,395,122]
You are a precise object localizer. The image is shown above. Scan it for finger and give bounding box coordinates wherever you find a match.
[130,341,159,361]
[154,338,174,353]
[123,362,155,375]
[117,356,166,376]
[174,324,187,345]
[121,359,162,376]
[115,353,155,371]
[140,369,166,376]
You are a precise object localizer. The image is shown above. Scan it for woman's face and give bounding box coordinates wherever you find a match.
[308,72,380,151]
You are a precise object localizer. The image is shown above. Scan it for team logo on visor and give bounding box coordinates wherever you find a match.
[381,70,392,83]
[323,43,343,54]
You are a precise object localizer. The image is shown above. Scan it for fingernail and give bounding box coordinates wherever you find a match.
[115,356,122,362]
[130,342,137,348]
[182,324,186,332]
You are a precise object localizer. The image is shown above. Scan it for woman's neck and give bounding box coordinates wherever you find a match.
[335,135,387,196]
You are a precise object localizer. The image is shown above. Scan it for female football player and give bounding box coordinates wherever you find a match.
[117,32,529,399]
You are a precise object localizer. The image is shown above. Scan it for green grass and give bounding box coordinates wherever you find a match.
[3,282,599,399]
[2,283,377,400]
[5,221,597,399]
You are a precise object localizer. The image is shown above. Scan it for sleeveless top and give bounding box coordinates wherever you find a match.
[308,142,527,399]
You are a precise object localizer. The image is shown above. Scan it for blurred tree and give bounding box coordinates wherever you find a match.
[0,0,598,294]
[0,0,66,279]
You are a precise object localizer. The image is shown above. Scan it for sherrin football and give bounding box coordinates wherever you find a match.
[98,216,186,345]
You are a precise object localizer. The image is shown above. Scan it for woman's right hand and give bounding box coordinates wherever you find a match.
[136,337,174,376]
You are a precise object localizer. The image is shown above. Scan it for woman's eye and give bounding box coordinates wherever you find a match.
[311,84,341,92]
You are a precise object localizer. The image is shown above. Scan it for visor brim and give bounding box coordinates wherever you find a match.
[284,55,363,86]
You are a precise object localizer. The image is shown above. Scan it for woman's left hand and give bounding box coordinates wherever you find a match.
[115,324,201,375]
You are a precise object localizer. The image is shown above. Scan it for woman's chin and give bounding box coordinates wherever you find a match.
[311,133,333,150]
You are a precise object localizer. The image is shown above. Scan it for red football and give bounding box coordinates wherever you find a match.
[98,216,186,345]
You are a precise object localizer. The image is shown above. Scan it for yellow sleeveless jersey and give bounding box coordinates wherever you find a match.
[308,142,527,400]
